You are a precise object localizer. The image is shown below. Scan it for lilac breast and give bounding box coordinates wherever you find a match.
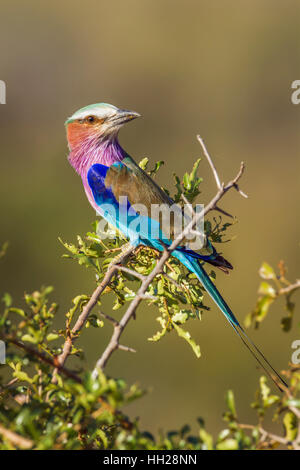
[68,136,126,215]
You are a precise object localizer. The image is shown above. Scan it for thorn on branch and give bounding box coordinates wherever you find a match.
[225,162,248,198]
[99,312,119,326]
[118,344,136,353]
[116,265,146,281]
[214,206,234,219]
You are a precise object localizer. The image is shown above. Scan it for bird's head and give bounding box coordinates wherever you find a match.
[65,103,141,150]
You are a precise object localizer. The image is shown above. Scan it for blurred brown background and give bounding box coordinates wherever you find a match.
[0,0,299,437]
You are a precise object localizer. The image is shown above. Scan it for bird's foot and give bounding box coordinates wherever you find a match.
[107,242,135,270]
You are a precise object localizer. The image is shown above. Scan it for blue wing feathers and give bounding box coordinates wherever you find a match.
[87,163,219,261]
[87,164,117,206]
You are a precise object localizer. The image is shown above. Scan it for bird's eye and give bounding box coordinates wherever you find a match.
[87,115,95,123]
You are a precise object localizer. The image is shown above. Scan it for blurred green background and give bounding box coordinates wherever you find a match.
[0,0,299,437]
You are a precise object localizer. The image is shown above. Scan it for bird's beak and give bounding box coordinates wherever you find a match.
[110,109,141,126]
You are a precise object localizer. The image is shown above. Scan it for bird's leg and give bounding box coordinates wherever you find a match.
[107,242,135,270]
[165,261,175,272]
[133,245,145,256]
[104,245,123,253]
[136,245,160,257]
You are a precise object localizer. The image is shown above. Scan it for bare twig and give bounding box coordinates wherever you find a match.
[277,280,300,297]
[0,424,33,449]
[197,135,222,190]
[0,378,18,394]
[197,135,248,199]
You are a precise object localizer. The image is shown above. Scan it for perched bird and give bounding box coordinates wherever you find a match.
[66,103,286,390]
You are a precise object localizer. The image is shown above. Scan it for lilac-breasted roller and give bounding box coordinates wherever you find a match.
[66,103,286,390]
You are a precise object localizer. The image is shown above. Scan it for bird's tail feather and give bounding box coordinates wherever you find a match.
[176,251,288,392]
[225,315,287,392]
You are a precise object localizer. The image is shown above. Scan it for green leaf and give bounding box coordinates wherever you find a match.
[13,370,33,384]
[148,317,168,342]
[189,159,201,182]
[283,412,298,441]
[199,429,213,450]
[172,311,188,324]
[259,262,276,280]
[183,172,191,189]
[149,160,164,177]
[46,333,59,341]
[172,323,201,358]
[8,307,26,317]
[21,334,37,344]
[139,157,149,170]
[216,438,238,450]
[258,282,276,297]
[255,296,275,323]
[259,376,279,408]
[0,241,9,259]
[225,390,237,419]
[96,428,108,448]
[2,292,12,307]
[281,297,295,332]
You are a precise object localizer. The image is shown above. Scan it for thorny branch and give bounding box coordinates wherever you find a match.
[8,337,82,384]
[51,246,135,383]
[277,280,300,297]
